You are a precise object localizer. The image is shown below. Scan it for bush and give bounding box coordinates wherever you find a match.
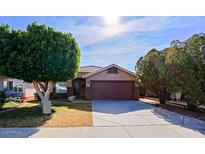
[5,97,23,103]
[34,92,40,100]
[0,98,5,104]
[50,91,59,100]
[0,91,6,105]
[0,91,5,98]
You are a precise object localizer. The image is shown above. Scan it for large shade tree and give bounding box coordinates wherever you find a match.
[0,23,80,114]
[136,49,170,104]
[166,34,205,110]
[136,33,205,110]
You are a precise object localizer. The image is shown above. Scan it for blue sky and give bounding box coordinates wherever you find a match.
[0,16,205,71]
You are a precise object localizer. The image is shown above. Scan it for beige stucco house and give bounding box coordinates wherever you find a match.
[66,64,139,100]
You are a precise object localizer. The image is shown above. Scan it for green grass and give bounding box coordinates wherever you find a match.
[0,102,45,127]
[0,102,93,127]
[0,101,38,111]
[1,102,19,109]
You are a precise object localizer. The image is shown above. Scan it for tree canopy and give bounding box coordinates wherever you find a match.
[136,49,170,104]
[166,34,205,109]
[0,22,81,114]
[136,33,205,110]
[0,22,80,82]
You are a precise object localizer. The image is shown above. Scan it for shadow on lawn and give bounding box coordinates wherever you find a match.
[0,105,56,138]
[0,105,55,130]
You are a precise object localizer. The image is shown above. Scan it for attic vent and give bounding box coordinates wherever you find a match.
[107,67,118,74]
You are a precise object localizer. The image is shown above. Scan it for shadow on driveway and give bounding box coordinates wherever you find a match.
[152,108,205,135]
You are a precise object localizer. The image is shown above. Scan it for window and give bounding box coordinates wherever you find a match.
[14,87,18,92]
[7,81,23,93]
[8,81,13,91]
[56,82,67,93]
[18,86,23,92]
[13,85,23,93]
[107,67,118,74]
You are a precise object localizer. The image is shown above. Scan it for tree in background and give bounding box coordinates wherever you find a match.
[136,33,205,110]
[0,23,80,114]
[166,34,205,110]
[136,49,170,104]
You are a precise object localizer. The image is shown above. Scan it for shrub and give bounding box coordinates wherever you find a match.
[0,98,5,104]
[0,91,5,98]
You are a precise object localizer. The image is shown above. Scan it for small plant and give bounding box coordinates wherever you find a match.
[0,91,5,98]
[0,98,5,104]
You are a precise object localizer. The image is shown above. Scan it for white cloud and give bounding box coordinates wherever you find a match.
[80,32,153,70]
[125,17,170,32]
[100,23,126,37]
[55,16,176,70]
[101,16,171,37]
[57,16,172,47]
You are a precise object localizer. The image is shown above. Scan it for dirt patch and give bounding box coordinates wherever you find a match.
[43,103,93,127]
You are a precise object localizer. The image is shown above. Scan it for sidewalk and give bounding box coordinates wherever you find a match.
[0,124,204,138]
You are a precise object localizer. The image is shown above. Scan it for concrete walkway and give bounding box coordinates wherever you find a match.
[0,100,205,138]
[0,124,204,138]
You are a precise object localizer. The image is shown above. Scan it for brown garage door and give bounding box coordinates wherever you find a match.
[91,81,134,99]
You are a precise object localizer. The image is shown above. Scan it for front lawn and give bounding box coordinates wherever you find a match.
[0,102,20,111]
[0,102,93,127]
[0,101,38,111]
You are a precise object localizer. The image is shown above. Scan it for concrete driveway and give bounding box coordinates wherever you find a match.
[91,100,205,137]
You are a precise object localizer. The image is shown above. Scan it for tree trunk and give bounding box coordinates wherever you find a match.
[33,81,56,114]
[187,101,198,111]
[159,94,165,104]
[158,88,166,104]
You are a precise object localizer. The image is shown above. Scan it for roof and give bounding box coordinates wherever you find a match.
[82,64,136,78]
[79,65,102,73]
[0,75,7,80]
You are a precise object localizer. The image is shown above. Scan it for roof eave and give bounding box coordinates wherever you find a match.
[82,64,136,79]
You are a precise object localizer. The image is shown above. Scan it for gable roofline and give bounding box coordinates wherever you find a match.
[80,65,102,68]
[79,65,102,74]
[82,64,136,78]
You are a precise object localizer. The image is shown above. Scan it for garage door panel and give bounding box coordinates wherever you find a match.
[91,81,134,99]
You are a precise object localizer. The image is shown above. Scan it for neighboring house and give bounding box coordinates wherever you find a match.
[0,77,68,100]
[66,64,139,100]
[0,77,36,100]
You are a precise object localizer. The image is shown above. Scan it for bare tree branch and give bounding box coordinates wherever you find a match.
[37,81,46,94]
[33,81,43,101]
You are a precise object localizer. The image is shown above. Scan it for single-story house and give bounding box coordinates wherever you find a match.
[66,64,139,100]
[0,64,139,100]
